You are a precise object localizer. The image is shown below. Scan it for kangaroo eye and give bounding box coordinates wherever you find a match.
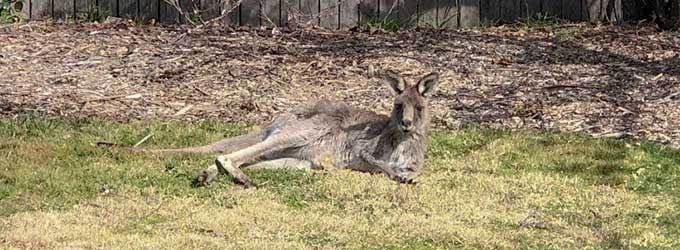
[416,106,424,112]
[395,104,403,110]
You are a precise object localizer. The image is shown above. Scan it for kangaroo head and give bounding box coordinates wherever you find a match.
[382,70,440,134]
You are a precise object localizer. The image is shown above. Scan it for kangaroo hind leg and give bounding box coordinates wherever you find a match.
[198,134,305,187]
[244,158,313,170]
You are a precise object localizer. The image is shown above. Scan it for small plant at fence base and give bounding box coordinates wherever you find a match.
[523,13,560,29]
[359,17,408,32]
[0,0,24,24]
[74,7,104,23]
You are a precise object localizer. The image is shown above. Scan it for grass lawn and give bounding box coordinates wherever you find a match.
[0,116,678,249]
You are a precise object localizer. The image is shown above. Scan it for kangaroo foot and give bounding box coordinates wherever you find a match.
[215,156,255,188]
[391,172,418,185]
[194,164,219,187]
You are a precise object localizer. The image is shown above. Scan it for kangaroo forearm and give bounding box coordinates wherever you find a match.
[359,152,398,177]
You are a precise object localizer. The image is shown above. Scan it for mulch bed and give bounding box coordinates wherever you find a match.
[1,21,679,147]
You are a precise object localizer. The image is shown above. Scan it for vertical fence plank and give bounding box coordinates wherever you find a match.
[541,0,561,17]
[53,0,75,20]
[419,0,437,28]
[241,0,261,26]
[222,1,240,25]
[178,0,198,23]
[160,0,180,23]
[201,0,220,20]
[32,0,51,20]
[379,0,398,20]
[299,0,319,25]
[615,0,622,21]
[580,0,588,19]
[98,0,118,17]
[119,0,138,19]
[201,0,221,20]
[140,0,159,22]
[280,0,293,27]
[562,0,582,20]
[21,0,31,19]
[339,0,359,29]
[601,0,609,21]
[585,0,600,21]
[500,0,519,23]
[398,0,418,27]
[480,0,500,24]
[359,0,377,22]
[459,0,479,27]
[621,0,642,20]
[520,0,540,18]
[602,0,621,22]
[74,0,95,19]
[319,0,338,28]
[262,0,281,26]
[438,0,458,28]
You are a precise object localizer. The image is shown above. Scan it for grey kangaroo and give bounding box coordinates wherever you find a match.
[144,70,440,187]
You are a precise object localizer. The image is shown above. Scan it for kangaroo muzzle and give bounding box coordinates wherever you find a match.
[400,105,415,132]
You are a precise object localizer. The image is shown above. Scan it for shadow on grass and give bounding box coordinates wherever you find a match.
[488,132,680,194]
[245,169,331,209]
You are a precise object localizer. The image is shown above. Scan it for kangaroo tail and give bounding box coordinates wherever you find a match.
[104,130,265,155]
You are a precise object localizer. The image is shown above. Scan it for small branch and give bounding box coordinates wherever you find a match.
[95,141,118,148]
[542,84,593,90]
[170,0,243,43]
[130,198,166,222]
[380,0,399,29]
[190,84,210,96]
[665,91,680,100]
[82,93,143,103]
[303,0,353,26]
[133,133,155,148]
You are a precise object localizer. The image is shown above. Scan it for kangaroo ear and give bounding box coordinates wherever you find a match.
[382,70,405,94]
[417,72,439,97]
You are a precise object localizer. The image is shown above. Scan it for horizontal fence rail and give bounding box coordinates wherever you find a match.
[21,0,644,28]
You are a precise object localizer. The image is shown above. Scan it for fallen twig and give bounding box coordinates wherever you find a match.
[191,85,210,96]
[665,91,680,100]
[140,199,165,219]
[171,0,243,43]
[95,141,118,148]
[133,133,155,148]
[83,94,143,103]
[542,84,593,90]
[174,104,194,116]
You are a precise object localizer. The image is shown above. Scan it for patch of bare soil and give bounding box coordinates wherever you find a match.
[1,22,678,147]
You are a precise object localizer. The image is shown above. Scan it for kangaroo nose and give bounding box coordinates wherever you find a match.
[402,120,412,128]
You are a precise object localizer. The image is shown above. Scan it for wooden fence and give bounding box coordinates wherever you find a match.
[21,0,645,28]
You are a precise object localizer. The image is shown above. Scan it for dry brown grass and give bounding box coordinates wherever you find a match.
[2,172,677,249]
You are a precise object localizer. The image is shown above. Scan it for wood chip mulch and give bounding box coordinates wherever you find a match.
[1,21,678,147]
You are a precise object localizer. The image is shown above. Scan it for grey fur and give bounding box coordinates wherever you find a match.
[147,70,440,187]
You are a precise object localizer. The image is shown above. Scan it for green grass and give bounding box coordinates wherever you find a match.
[78,7,104,23]
[521,13,560,29]
[359,17,409,32]
[1,116,679,249]
[0,0,24,24]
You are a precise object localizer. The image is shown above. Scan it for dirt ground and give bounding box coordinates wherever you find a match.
[1,21,679,147]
